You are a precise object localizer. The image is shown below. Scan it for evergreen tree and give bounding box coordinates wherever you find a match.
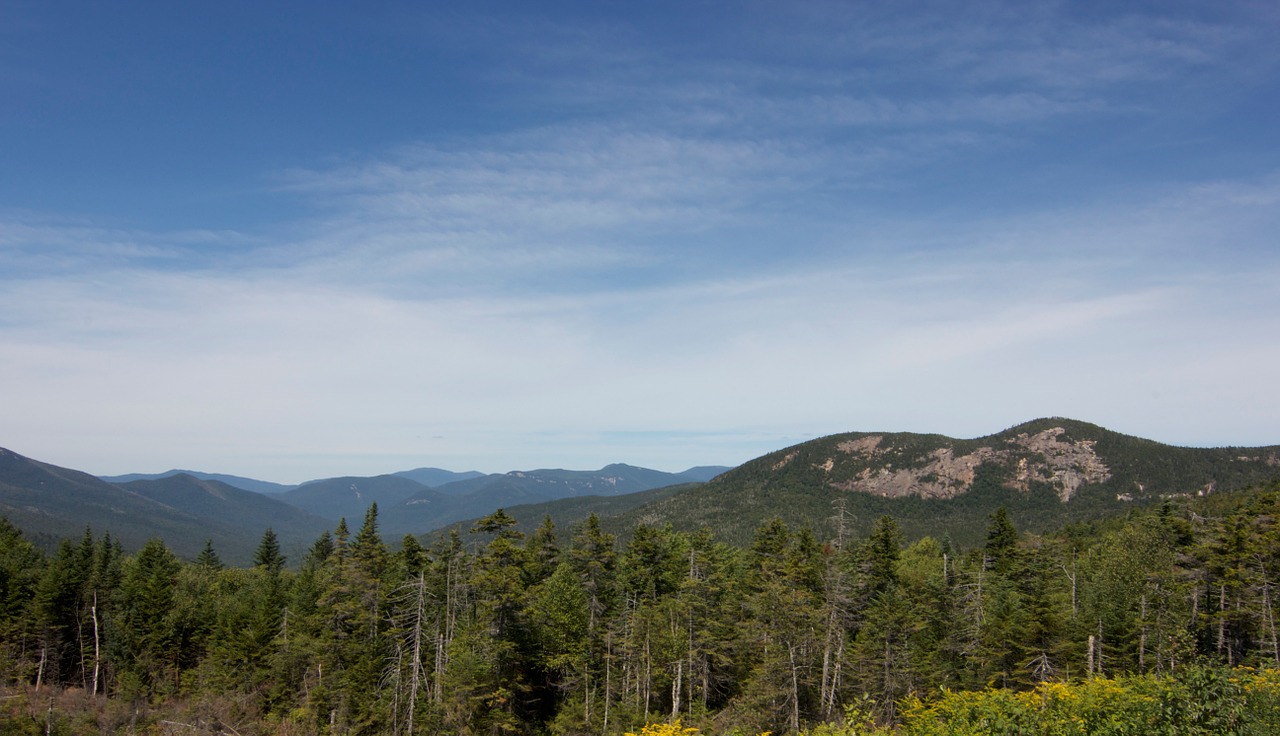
[0,517,43,685]
[196,538,224,570]
[457,509,532,731]
[525,515,561,585]
[734,519,824,734]
[317,504,392,731]
[526,561,591,714]
[569,513,618,631]
[32,536,91,687]
[254,528,286,574]
[984,507,1021,576]
[399,534,427,575]
[112,538,184,697]
[848,516,917,717]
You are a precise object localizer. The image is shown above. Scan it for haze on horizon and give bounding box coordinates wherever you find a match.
[2,1,1278,485]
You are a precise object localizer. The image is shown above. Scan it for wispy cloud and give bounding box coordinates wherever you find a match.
[1,0,1277,479]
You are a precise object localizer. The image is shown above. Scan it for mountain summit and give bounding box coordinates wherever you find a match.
[589,418,1280,546]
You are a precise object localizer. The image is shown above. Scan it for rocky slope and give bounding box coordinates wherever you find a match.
[592,418,1280,546]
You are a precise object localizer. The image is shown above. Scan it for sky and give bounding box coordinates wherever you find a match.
[2,0,1279,484]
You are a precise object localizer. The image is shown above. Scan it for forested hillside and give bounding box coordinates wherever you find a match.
[5,480,1280,734]
[599,418,1280,546]
[0,449,329,563]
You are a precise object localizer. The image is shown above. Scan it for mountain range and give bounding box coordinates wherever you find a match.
[0,448,330,563]
[0,449,728,562]
[5,418,1280,561]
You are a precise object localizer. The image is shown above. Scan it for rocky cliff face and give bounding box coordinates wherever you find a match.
[779,425,1112,502]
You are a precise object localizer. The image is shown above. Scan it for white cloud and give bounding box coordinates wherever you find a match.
[3,1,1278,479]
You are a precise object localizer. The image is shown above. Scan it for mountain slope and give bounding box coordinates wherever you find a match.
[279,474,443,523]
[391,467,486,489]
[380,464,732,537]
[550,419,1280,547]
[0,448,317,563]
[424,483,697,541]
[430,463,720,500]
[118,475,331,552]
[678,466,733,482]
[101,469,295,494]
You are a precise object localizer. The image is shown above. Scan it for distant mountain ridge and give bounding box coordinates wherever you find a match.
[0,450,328,564]
[279,463,731,537]
[96,464,721,498]
[4,451,730,560]
[79,457,732,547]
[100,469,296,494]
[429,463,724,498]
[391,467,487,488]
[280,475,444,524]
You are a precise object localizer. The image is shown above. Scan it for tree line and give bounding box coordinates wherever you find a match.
[3,482,1280,734]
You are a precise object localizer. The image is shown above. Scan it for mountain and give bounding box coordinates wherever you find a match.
[391,467,486,489]
[424,483,698,541]
[279,474,444,523]
[117,474,331,557]
[430,463,719,500]
[100,469,296,494]
[1,450,720,560]
[16,418,1276,559]
[254,465,735,539]
[452,419,1280,548]
[678,466,733,482]
[374,464,731,537]
[0,448,321,563]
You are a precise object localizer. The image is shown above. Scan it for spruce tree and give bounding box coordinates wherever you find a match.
[254,528,286,574]
[196,539,224,570]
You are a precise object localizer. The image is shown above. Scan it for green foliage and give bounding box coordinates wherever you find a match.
[0,518,42,684]
[253,527,286,573]
[899,666,1280,735]
[7,480,1280,733]
[111,537,184,696]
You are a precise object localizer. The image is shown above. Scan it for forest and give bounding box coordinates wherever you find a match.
[4,483,1280,734]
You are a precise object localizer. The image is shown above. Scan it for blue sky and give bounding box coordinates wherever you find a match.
[2,0,1278,483]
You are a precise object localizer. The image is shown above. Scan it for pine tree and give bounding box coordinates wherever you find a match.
[526,561,591,707]
[0,517,44,685]
[33,537,90,687]
[457,509,531,731]
[570,513,617,632]
[848,516,915,716]
[984,508,1021,577]
[327,503,392,731]
[734,519,824,734]
[196,539,224,570]
[112,538,183,697]
[525,515,561,585]
[254,528,286,574]
[399,534,427,575]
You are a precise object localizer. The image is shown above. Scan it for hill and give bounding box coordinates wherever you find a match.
[391,467,486,489]
[376,464,729,538]
[279,475,442,523]
[0,449,319,563]
[117,474,332,561]
[4,452,731,557]
[100,469,296,494]
[429,463,718,500]
[460,419,1280,548]
[423,483,696,543]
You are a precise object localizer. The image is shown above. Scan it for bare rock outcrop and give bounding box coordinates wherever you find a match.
[824,426,1110,502]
